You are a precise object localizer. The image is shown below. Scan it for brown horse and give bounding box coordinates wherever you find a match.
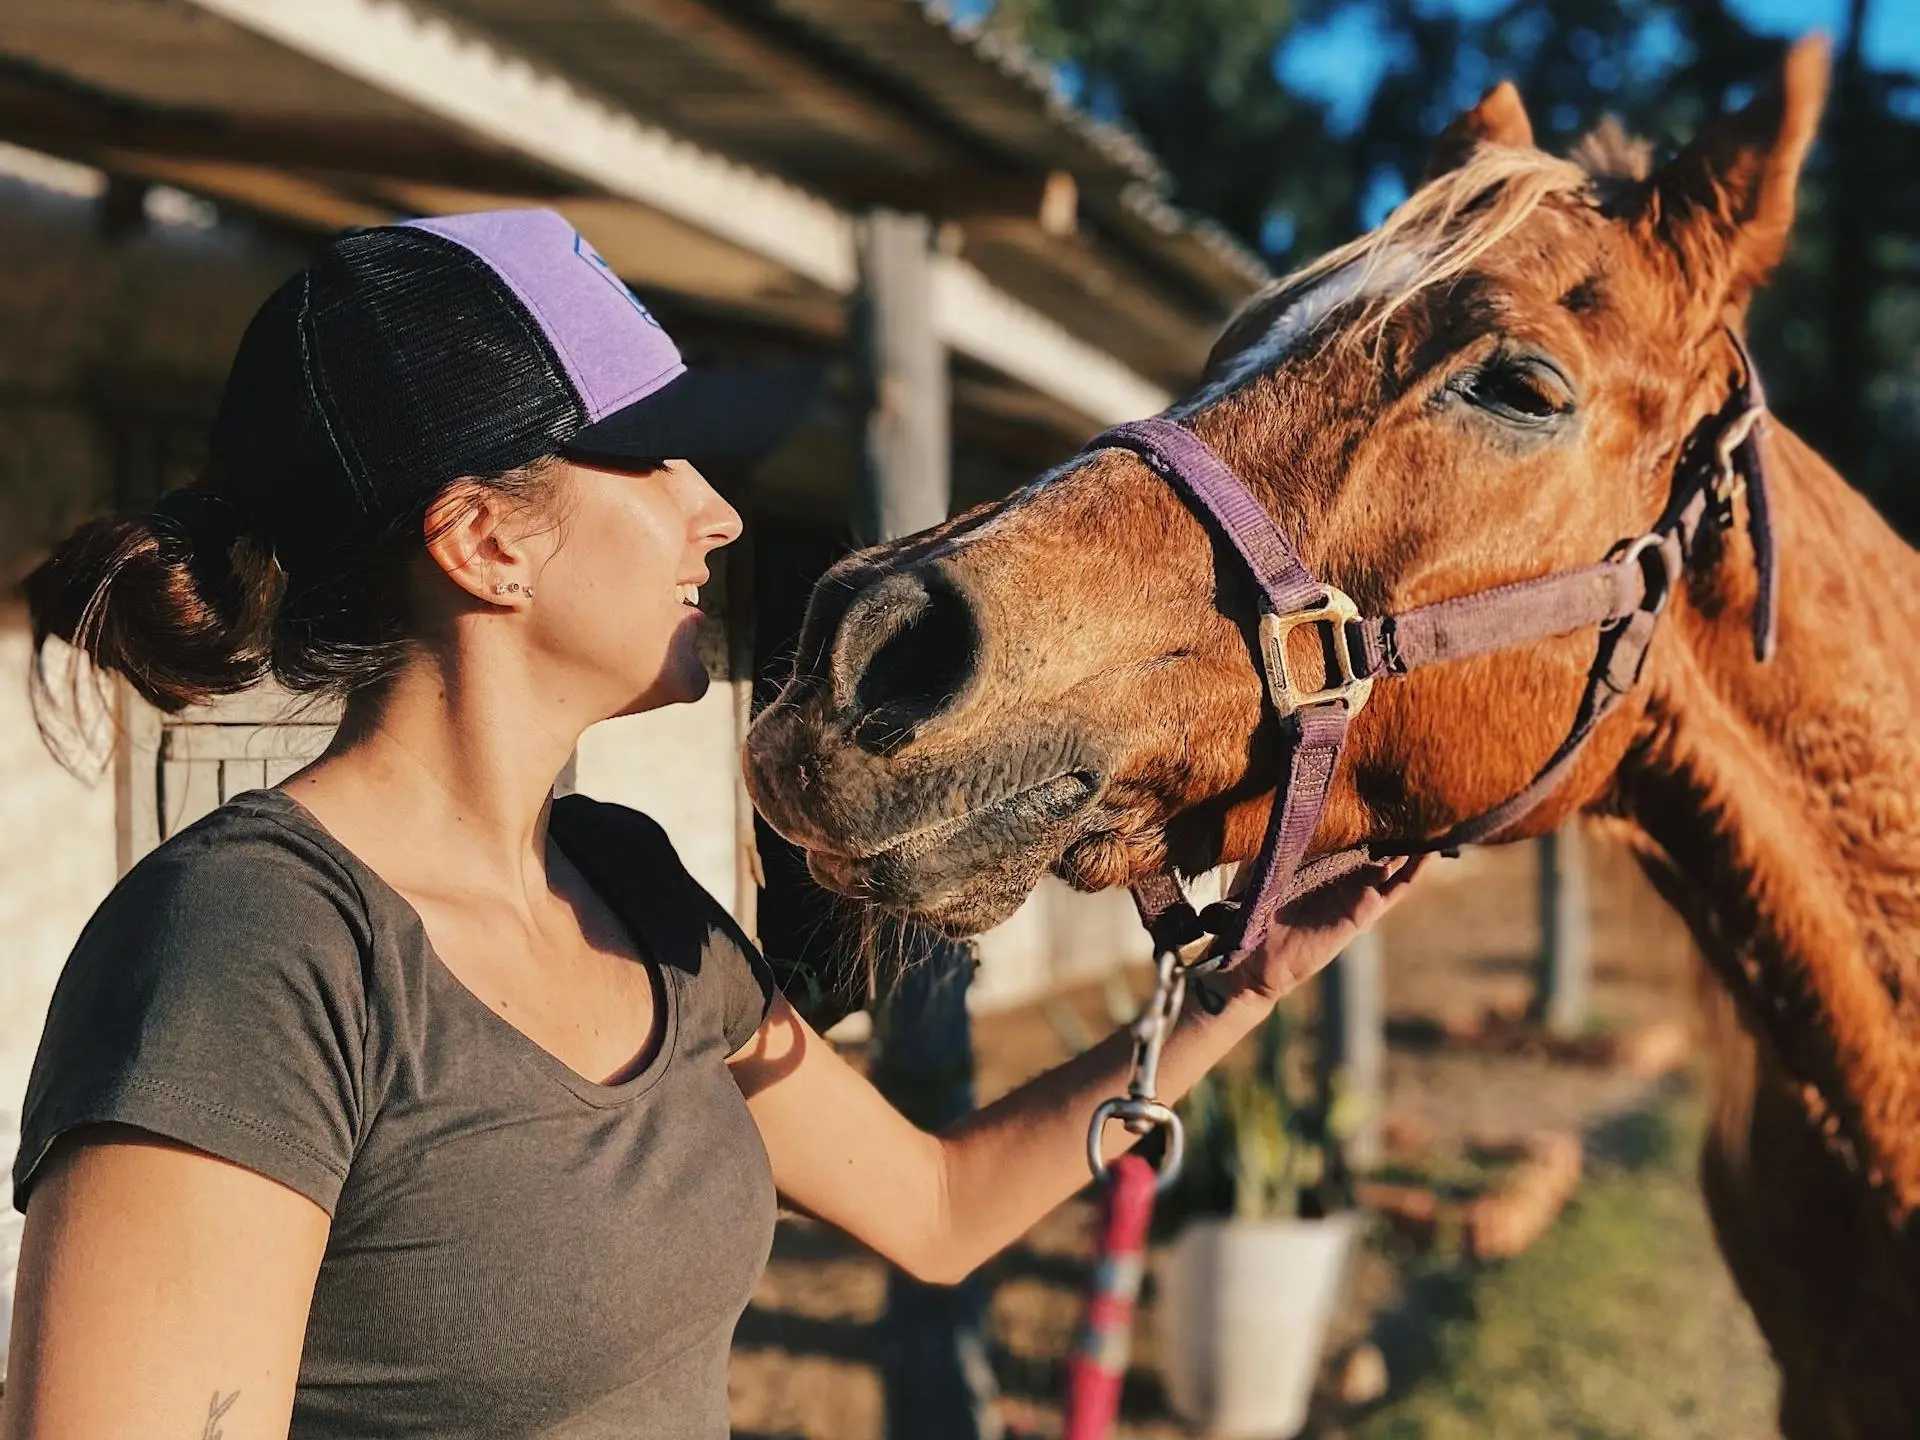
[747,37,1920,1436]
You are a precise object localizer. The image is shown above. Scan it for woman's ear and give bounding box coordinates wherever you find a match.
[423,483,531,606]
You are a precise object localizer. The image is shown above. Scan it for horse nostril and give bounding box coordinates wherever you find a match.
[829,568,980,752]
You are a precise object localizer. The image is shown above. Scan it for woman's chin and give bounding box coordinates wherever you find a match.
[614,650,711,716]
[674,663,713,704]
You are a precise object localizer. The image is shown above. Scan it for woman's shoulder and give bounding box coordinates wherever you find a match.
[63,790,385,1022]
[19,792,381,1214]
[104,790,376,950]
[549,793,675,862]
[550,794,738,932]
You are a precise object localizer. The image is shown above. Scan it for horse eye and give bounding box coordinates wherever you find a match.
[1453,359,1573,424]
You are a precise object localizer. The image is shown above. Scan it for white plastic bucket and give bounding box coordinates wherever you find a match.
[1153,1213,1357,1439]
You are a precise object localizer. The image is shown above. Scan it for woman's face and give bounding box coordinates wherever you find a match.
[527,458,742,717]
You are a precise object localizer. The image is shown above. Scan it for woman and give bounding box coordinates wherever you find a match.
[4,210,1413,1439]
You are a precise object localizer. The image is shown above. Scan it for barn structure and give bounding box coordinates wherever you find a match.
[0,0,1273,1132]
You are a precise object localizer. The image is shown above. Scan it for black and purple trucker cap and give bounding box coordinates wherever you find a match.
[209,208,811,572]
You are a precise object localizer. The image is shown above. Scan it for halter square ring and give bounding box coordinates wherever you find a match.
[1258,586,1375,718]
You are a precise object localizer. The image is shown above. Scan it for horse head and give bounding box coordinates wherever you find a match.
[746,40,1830,940]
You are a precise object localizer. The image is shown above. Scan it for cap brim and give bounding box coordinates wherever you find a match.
[562,364,823,468]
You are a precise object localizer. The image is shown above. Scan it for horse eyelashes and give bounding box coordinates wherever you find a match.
[1450,358,1574,425]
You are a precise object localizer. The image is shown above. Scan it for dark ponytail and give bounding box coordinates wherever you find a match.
[26,456,567,765]
[25,486,272,720]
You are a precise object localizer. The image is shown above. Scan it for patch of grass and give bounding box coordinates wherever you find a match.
[1352,1093,1779,1440]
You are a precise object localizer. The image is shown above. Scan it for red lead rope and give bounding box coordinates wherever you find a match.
[1062,1153,1160,1440]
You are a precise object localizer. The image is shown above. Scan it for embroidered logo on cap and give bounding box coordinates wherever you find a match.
[573,232,662,328]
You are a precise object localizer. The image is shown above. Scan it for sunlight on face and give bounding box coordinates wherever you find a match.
[526,458,743,718]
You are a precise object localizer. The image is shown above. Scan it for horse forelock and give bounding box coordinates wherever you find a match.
[1203,146,1602,392]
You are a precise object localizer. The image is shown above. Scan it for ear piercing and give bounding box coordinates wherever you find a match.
[492,581,534,598]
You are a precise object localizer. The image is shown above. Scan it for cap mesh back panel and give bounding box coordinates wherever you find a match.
[303,229,586,523]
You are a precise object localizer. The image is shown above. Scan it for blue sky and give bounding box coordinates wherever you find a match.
[1277,0,1919,137]
[1267,0,1918,241]
[941,0,1917,252]
[945,1,1917,142]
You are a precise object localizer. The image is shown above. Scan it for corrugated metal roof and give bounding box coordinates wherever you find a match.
[810,1,1269,302]
[1,0,1265,389]
[430,0,1265,377]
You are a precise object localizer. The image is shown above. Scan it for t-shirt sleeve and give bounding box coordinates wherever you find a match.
[707,888,779,1055]
[13,813,371,1216]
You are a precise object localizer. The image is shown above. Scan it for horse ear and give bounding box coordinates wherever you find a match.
[1425,82,1535,178]
[1646,35,1830,306]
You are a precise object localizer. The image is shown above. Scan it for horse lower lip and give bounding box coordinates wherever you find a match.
[873,772,1096,861]
[807,771,1100,904]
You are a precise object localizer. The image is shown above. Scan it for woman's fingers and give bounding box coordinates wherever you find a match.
[1244,852,1445,1003]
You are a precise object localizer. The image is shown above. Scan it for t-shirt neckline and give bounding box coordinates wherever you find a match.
[238,788,680,1109]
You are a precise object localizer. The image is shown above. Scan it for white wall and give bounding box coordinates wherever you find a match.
[0,627,117,1129]
[971,879,1153,1013]
[572,681,745,919]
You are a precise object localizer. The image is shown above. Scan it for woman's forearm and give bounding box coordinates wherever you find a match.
[745,866,1416,1287]
[923,975,1271,1284]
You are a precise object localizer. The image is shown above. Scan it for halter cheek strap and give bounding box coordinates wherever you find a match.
[1087,328,1776,973]
[1078,418,1362,962]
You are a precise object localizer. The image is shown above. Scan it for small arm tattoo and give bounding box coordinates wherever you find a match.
[203,1389,240,1440]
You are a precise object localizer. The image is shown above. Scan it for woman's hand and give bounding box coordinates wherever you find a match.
[738,852,1428,1286]
[1230,855,1428,1006]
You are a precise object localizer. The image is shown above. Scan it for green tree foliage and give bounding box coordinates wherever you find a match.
[994,0,1919,533]
[994,0,1360,257]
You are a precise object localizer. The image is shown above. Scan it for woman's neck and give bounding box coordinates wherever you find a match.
[284,646,585,899]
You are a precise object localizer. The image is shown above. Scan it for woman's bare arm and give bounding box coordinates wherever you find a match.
[734,862,1421,1285]
[2,1127,330,1440]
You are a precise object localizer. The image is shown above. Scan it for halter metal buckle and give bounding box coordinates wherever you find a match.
[1258,586,1374,719]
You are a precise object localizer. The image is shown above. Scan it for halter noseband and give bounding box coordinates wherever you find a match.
[1090,329,1776,978]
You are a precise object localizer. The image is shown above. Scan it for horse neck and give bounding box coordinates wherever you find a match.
[1618,421,1920,1211]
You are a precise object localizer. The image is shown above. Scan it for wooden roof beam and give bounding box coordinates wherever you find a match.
[0,63,559,193]
[97,152,394,233]
[595,0,952,168]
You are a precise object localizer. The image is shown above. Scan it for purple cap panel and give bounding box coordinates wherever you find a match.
[405,209,684,422]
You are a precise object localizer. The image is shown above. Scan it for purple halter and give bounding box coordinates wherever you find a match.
[1086,329,1776,975]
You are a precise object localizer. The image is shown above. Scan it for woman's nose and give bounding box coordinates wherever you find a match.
[682,462,743,548]
[703,493,744,549]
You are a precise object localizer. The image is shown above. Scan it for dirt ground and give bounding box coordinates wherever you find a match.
[728,832,1774,1439]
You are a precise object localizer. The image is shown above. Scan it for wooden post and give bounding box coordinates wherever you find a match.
[853,209,996,1440]
[113,681,162,875]
[1533,822,1591,1037]
[852,210,949,546]
[1317,928,1384,1174]
[869,930,998,1440]
[727,529,763,945]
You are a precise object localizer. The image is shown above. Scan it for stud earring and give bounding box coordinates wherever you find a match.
[492,581,522,596]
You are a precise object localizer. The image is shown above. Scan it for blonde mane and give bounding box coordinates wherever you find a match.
[1220,143,1604,358]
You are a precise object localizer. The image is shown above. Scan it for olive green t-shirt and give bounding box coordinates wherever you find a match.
[13,789,778,1439]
